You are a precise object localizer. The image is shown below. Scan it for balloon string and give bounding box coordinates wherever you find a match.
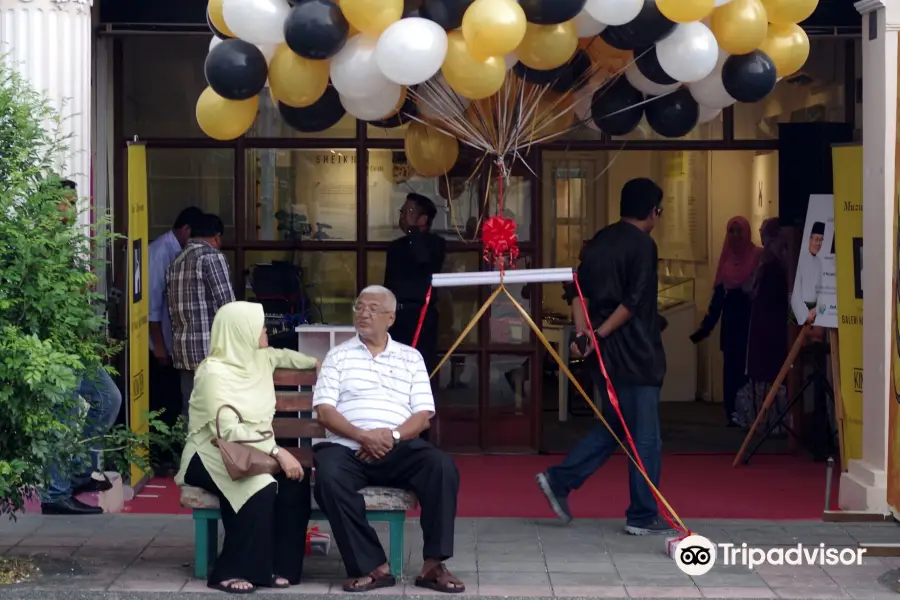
[573,273,686,535]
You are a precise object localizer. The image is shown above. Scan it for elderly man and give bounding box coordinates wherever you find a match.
[313,285,464,594]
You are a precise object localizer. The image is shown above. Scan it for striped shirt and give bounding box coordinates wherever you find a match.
[313,335,435,450]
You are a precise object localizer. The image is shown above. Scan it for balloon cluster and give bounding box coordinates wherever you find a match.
[196,0,818,164]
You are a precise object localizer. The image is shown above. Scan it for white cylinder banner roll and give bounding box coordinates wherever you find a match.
[656,22,719,83]
[331,34,392,99]
[375,17,448,86]
[625,63,680,96]
[432,268,575,288]
[584,0,642,27]
[687,48,735,109]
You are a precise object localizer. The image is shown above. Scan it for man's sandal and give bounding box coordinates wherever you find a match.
[342,570,396,593]
[208,579,255,594]
[414,564,466,594]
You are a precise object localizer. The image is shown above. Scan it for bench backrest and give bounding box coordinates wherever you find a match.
[273,369,324,467]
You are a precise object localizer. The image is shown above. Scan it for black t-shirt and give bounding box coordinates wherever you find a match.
[573,221,666,387]
[384,230,446,307]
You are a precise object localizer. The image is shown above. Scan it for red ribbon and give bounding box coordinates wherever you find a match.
[482,215,520,267]
[305,525,321,555]
[411,285,433,350]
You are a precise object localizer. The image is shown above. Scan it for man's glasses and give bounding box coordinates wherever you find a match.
[352,304,393,316]
[655,206,664,217]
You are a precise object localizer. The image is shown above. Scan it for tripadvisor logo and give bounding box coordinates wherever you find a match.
[675,535,866,576]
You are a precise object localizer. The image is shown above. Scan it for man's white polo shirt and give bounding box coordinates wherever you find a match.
[312,335,435,450]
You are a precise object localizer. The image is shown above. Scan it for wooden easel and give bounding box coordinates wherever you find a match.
[733,324,846,468]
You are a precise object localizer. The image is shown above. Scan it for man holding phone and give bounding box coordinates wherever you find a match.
[536,178,672,536]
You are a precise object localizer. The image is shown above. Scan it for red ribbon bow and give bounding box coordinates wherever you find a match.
[482,215,520,266]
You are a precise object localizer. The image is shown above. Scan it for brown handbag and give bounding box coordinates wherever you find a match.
[211,404,281,481]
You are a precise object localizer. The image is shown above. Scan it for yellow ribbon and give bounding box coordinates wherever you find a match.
[426,279,687,533]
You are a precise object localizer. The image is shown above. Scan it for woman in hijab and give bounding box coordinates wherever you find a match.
[691,216,762,426]
[735,218,790,429]
[175,301,319,594]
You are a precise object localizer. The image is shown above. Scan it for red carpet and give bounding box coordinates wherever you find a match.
[125,454,835,520]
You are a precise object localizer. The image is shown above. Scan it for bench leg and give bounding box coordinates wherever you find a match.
[388,515,405,580]
[194,515,218,580]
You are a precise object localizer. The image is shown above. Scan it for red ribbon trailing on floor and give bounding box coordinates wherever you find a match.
[573,273,688,537]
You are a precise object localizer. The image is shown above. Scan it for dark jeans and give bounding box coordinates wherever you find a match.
[546,367,662,528]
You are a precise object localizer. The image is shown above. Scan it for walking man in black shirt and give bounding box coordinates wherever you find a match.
[536,178,673,536]
[384,193,446,441]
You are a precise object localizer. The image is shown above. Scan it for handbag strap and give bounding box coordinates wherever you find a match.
[215,404,275,445]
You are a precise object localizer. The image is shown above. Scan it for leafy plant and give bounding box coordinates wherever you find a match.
[0,62,176,518]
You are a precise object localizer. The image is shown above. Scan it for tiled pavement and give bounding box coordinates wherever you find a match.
[0,515,899,598]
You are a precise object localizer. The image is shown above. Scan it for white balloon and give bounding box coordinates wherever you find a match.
[222,0,291,46]
[331,35,392,100]
[504,53,519,71]
[574,9,607,37]
[714,0,734,5]
[687,49,735,109]
[697,105,721,123]
[584,0,642,27]
[341,83,404,121]
[209,36,223,53]
[625,63,680,96]
[376,18,448,86]
[656,22,718,83]
[417,74,470,120]
[258,44,277,64]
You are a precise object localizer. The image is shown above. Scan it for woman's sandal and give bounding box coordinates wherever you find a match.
[208,579,255,594]
[414,564,466,594]
[342,570,396,593]
[261,575,291,589]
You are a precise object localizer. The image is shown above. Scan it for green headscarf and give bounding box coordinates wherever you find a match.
[187,301,277,437]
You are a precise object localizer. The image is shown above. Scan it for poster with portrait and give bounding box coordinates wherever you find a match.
[790,194,837,329]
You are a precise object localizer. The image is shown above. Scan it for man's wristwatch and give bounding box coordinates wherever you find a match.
[270,447,280,458]
[391,430,401,446]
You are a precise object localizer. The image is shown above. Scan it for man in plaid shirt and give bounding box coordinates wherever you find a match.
[166,213,235,415]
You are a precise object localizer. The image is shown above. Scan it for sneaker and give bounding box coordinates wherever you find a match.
[535,472,573,524]
[624,521,678,536]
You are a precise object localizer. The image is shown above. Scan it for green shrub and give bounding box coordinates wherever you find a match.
[0,63,171,517]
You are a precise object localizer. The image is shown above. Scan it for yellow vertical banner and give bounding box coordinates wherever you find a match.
[127,143,150,485]
[831,144,864,464]
[889,54,900,514]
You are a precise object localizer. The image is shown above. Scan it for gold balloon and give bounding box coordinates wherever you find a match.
[404,121,459,177]
[517,21,579,71]
[759,22,810,77]
[710,0,768,55]
[268,45,329,108]
[339,0,402,36]
[760,0,818,25]
[196,87,258,140]
[207,0,235,38]
[332,0,360,35]
[657,0,715,23]
[461,0,527,61]
[442,31,507,100]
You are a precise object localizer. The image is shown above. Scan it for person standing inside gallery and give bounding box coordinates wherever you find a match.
[167,213,236,417]
[535,178,672,535]
[384,193,446,441]
[791,221,825,326]
[690,217,762,427]
[148,207,204,427]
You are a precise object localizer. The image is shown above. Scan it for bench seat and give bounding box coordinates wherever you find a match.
[180,484,419,512]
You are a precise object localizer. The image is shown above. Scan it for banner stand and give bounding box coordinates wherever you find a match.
[828,330,847,472]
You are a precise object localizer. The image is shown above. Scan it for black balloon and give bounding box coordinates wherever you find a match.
[722,50,778,103]
[513,50,591,93]
[645,88,698,138]
[404,0,423,16]
[635,45,676,85]
[590,76,644,136]
[207,10,232,40]
[518,0,586,25]
[420,0,474,31]
[368,96,419,128]
[284,0,349,60]
[278,85,346,133]
[205,39,268,101]
[600,0,675,51]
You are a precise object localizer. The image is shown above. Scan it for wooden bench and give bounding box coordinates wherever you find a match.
[180,368,418,580]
